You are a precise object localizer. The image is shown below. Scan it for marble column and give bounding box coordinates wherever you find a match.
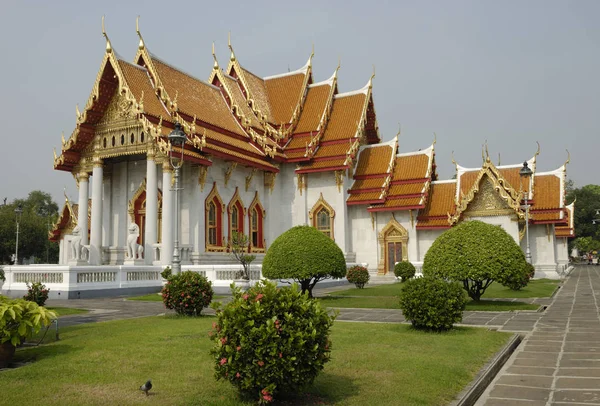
[161,161,173,266]
[77,171,89,245]
[89,158,104,265]
[145,151,158,265]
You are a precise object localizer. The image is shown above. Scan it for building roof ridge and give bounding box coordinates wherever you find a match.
[149,51,221,91]
[396,144,433,158]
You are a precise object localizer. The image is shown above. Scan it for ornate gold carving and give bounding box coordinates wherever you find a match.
[370,212,376,230]
[462,177,516,218]
[198,166,208,192]
[409,209,414,227]
[128,179,147,223]
[224,162,237,187]
[245,168,257,192]
[297,173,306,196]
[377,217,408,275]
[450,160,523,225]
[264,172,277,194]
[334,170,344,193]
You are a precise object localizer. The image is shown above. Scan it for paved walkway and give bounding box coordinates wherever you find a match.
[476,265,600,405]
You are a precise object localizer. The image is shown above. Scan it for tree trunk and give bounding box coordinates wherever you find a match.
[0,341,16,369]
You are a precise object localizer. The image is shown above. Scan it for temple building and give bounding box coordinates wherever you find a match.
[42,23,573,293]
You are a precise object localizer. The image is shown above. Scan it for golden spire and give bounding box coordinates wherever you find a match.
[64,187,69,202]
[136,15,145,50]
[498,153,501,166]
[53,147,57,160]
[307,43,315,68]
[396,123,401,138]
[451,150,457,168]
[485,141,489,161]
[433,132,437,146]
[481,144,485,163]
[333,57,341,79]
[564,149,571,167]
[368,65,376,88]
[535,141,541,158]
[75,104,81,120]
[61,131,66,147]
[101,15,112,53]
[212,42,219,70]
[228,31,236,62]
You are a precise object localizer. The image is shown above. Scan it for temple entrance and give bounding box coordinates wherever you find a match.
[378,217,408,275]
[128,180,163,246]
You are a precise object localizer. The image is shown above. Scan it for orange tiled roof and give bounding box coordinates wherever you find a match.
[370,196,423,210]
[532,211,563,222]
[294,84,331,134]
[202,127,264,157]
[240,67,273,122]
[285,135,313,150]
[349,177,387,191]
[118,60,169,119]
[392,154,430,181]
[206,144,277,171]
[151,57,244,136]
[458,171,479,196]
[313,143,354,158]
[285,149,309,160]
[498,167,529,194]
[388,182,428,196]
[221,74,263,129]
[321,94,366,142]
[265,73,306,124]
[354,145,394,177]
[532,174,561,210]
[296,157,347,171]
[347,191,383,203]
[416,181,457,229]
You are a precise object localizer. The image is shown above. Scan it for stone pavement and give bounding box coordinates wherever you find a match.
[476,265,600,405]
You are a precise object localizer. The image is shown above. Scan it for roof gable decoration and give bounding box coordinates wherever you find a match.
[450,157,524,225]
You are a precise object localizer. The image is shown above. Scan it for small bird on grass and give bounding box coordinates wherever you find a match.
[140,379,152,396]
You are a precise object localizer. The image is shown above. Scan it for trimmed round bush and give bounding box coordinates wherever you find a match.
[399,277,467,331]
[262,225,346,297]
[506,262,536,291]
[423,220,528,301]
[346,265,370,288]
[161,271,214,315]
[210,280,335,404]
[394,261,416,282]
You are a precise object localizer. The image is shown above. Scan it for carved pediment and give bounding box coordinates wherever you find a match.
[463,176,515,217]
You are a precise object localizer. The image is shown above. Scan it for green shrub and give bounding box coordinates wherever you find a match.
[346,265,370,288]
[160,266,172,280]
[398,277,467,331]
[262,226,346,298]
[423,220,528,301]
[210,280,335,404]
[0,296,56,346]
[23,282,50,306]
[506,263,536,291]
[394,261,416,282]
[161,271,213,315]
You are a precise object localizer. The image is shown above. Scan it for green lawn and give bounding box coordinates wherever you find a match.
[317,279,555,311]
[1,316,511,405]
[46,307,89,316]
[331,279,559,299]
[127,294,226,302]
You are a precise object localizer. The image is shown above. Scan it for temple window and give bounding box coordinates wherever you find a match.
[227,188,245,248]
[205,183,225,251]
[248,192,266,252]
[309,193,335,240]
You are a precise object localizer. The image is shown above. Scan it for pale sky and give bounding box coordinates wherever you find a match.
[1,0,598,205]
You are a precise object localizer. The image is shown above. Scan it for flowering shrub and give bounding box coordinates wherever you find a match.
[160,266,172,280]
[161,271,213,316]
[399,277,467,331]
[23,282,49,306]
[394,261,416,282]
[346,265,370,288]
[210,280,336,404]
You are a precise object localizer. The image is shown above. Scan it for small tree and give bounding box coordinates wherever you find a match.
[423,220,528,301]
[394,261,416,282]
[230,232,256,280]
[262,226,346,298]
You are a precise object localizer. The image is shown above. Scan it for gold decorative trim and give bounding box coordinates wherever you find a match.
[245,168,257,192]
[370,212,376,230]
[198,166,208,192]
[224,162,237,187]
[377,217,408,275]
[264,172,277,194]
[308,193,335,240]
[297,173,306,196]
[128,179,147,223]
[334,170,345,193]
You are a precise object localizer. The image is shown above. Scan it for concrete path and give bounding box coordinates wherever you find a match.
[476,265,600,405]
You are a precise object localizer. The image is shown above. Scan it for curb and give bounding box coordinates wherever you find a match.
[451,333,522,406]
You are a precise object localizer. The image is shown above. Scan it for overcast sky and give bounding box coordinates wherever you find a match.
[1,0,598,205]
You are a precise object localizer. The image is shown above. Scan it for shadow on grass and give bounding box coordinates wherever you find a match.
[12,343,76,366]
[275,372,360,405]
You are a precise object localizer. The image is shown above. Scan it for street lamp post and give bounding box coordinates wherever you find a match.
[168,122,187,275]
[520,161,533,264]
[14,204,23,265]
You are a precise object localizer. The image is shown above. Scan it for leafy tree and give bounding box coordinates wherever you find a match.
[262,226,346,298]
[230,232,256,280]
[422,220,528,301]
[0,191,59,264]
[572,236,600,255]
[566,183,600,245]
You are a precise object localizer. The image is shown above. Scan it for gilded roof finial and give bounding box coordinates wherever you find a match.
[136,16,145,50]
[485,141,489,161]
[61,131,66,147]
[101,15,112,53]
[53,147,57,160]
[481,144,485,163]
[63,187,69,202]
[212,42,219,70]
[498,153,501,166]
[564,149,571,167]
[75,104,81,120]
[228,31,236,62]
[451,150,458,168]
[368,65,376,88]
[433,132,437,146]
[535,141,541,157]
[396,123,401,138]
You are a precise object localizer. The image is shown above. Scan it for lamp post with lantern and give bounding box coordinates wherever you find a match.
[14,204,23,265]
[168,122,187,275]
[519,161,533,264]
